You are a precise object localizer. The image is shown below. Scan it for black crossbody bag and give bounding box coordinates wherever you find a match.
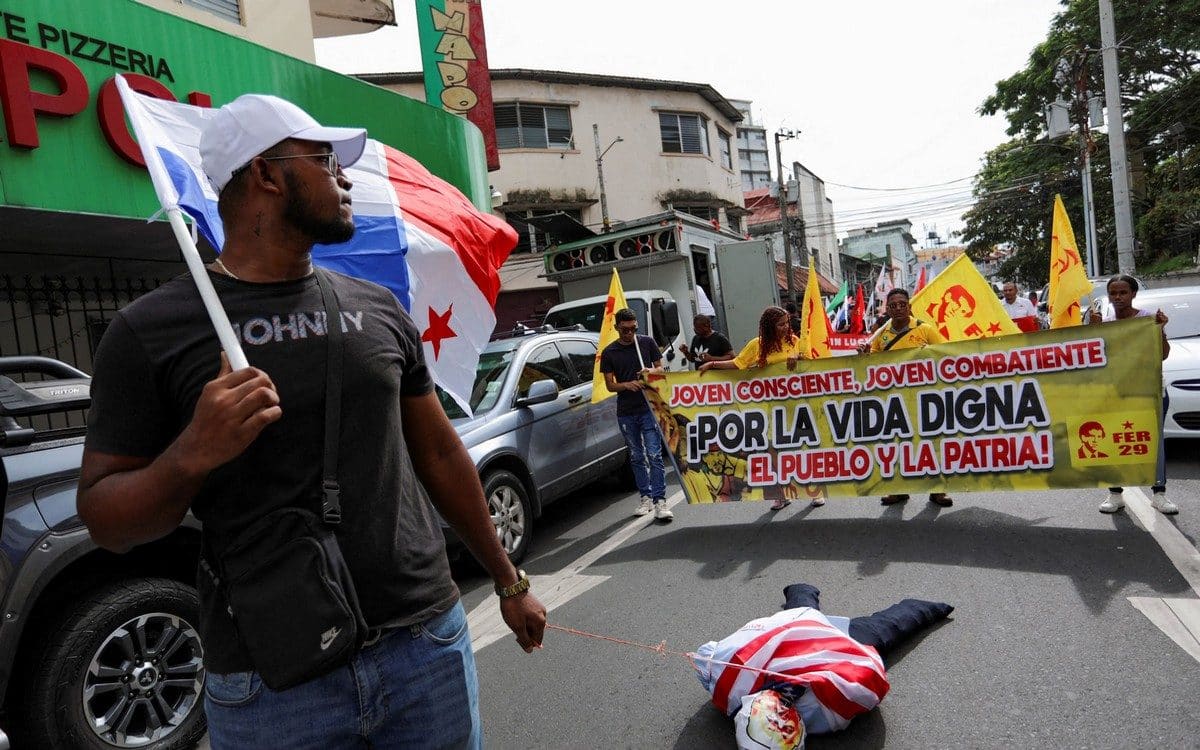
[202,268,367,690]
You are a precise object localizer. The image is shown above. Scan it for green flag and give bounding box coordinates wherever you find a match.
[825,280,848,314]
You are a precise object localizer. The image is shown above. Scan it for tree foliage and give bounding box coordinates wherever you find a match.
[965,0,1200,282]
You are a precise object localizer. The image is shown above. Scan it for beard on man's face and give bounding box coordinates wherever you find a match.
[282,168,355,245]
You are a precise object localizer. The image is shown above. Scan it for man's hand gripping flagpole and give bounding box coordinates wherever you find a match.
[115,76,249,370]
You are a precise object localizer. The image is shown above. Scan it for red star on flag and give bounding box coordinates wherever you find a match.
[421,304,457,360]
[1122,420,1134,429]
[987,322,1003,334]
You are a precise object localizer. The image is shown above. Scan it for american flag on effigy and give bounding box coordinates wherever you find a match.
[692,608,890,735]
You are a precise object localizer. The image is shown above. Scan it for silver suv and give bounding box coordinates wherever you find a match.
[437,327,629,563]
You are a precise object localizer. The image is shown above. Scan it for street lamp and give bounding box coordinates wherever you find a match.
[774,128,800,305]
[593,124,623,233]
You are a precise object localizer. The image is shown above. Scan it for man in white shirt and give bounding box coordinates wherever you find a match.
[999,281,1038,332]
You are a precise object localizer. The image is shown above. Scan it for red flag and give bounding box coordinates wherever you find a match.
[914,266,928,295]
[850,284,865,334]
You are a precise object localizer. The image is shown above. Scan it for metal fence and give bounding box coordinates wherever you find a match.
[1,274,164,430]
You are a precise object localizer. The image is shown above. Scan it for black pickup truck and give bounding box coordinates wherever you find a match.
[0,357,206,749]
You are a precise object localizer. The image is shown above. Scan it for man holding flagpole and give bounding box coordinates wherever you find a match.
[78,93,545,748]
[601,307,671,520]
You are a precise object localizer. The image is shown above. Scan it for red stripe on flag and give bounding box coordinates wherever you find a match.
[381,145,517,306]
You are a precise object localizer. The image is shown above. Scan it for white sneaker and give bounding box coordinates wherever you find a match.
[653,502,674,520]
[1099,491,1125,514]
[634,496,653,516]
[1152,491,1179,515]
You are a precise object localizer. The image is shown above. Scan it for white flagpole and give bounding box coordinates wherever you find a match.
[166,208,249,370]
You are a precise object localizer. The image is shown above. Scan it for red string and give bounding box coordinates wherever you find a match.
[544,622,813,686]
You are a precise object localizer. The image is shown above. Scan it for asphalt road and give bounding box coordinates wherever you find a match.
[194,443,1200,749]
[458,441,1200,749]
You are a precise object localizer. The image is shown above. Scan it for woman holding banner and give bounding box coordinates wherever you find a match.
[699,306,812,510]
[1089,275,1177,515]
[699,306,805,374]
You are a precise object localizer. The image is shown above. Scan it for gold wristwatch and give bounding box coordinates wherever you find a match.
[495,569,530,598]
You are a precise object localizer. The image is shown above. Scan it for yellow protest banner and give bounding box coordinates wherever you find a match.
[644,318,1160,502]
[592,268,629,403]
[909,254,1020,341]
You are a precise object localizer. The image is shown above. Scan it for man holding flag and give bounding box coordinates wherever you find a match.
[78,92,545,747]
[600,306,671,520]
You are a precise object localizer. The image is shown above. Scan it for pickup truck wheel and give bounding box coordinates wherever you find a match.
[19,578,206,750]
[484,470,532,564]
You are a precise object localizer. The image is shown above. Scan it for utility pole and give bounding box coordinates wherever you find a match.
[593,124,623,233]
[1072,57,1101,277]
[774,129,799,305]
[1098,0,1136,273]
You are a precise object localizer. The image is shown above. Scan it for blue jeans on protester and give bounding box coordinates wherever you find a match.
[618,410,665,501]
[204,601,481,749]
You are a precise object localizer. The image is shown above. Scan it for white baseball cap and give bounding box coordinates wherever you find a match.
[200,93,367,193]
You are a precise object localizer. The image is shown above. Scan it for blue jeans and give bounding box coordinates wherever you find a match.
[618,410,665,501]
[205,601,481,749]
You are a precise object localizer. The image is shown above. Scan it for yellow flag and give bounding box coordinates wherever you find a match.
[909,254,1020,341]
[799,263,833,358]
[591,268,629,403]
[1048,194,1092,328]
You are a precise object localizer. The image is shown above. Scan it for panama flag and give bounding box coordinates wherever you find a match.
[116,76,515,414]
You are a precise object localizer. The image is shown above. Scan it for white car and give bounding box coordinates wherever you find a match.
[1134,286,1200,440]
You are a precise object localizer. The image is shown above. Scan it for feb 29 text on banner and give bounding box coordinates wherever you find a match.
[644,319,1162,503]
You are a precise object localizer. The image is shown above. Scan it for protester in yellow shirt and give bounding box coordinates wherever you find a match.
[700,306,815,511]
[700,306,805,373]
[869,289,953,508]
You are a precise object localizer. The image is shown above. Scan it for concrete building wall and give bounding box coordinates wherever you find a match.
[380,76,745,238]
[791,162,840,284]
[840,220,917,290]
[135,0,317,60]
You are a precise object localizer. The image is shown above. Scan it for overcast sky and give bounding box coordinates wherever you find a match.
[315,0,1065,244]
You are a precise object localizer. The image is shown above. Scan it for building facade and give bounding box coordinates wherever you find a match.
[839,219,918,291]
[134,0,394,60]
[360,69,748,256]
[742,162,842,286]
[729,99,771,192]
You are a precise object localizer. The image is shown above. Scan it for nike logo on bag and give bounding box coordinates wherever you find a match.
[320,626,341,650]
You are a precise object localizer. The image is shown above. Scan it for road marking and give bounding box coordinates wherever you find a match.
[1128,597,1200,663]
[467,490,685,653]
[1124,487,1200,664]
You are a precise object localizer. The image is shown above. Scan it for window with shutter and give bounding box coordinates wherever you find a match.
[492,103,572,149]
[183,0,241,24]
[718,130,732,169]
[660,113,708,155]
[660,114,682,153]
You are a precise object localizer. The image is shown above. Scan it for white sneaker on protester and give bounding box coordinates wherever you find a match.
[1099,491,1125,514]
[653,502,674,520]
[634,496,653,516]
[1152,491,1179,515]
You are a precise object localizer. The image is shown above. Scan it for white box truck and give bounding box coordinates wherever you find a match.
[542,211,780,370]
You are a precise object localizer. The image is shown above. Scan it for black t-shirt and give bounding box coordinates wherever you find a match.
[599,335,661,416]
[686,331,733,368]
[85,270,459,674]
